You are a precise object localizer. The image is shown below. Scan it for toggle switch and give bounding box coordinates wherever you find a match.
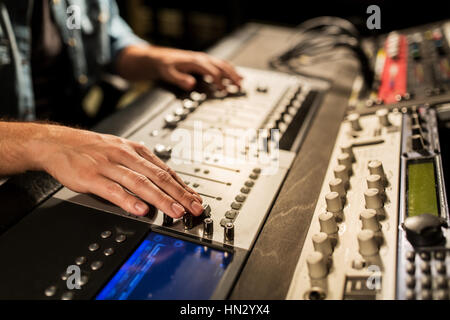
[348,113,362,131]
[319,212,338,234]
[358,229,379,256]
[360,209,381,231]
[307,251,328,279]
[325,192,343,214]
[376,108,391,127]
[312,233,333,256]
[364,188,384,210]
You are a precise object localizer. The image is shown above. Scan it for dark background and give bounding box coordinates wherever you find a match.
[117,0,449,51]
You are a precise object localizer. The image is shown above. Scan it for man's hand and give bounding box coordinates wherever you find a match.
[116,45,243,91]
[0,122,203,218]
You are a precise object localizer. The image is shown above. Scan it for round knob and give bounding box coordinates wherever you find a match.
[203,217,214,236]
[307,251,328,279]
[340,142,355,162]
[411,134,425,151]
[224,222,235,241]
[325,192,343,214]
[358,229,379,256]
[329,178,346,198]
[182,99,198,112]
[366,174,384,194]
[164,114,181,128]
[183,213,194,230]
[364,188,383,210]
[376,108,391,127]
[163,213,173,226]
[319,212,338,234]
[402,213,447,246]
[153,144,172,159]
[360,209,380,231]
[190,91,207,103]
[368,160,385,180]
[348,113,362,131]
[174,107,189,120]
[337,153,352,173]
[312,233,333,256]
[333,165,349,186]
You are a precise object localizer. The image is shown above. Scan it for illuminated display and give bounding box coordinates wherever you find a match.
[407,160,439,217]
[96,232,232,300]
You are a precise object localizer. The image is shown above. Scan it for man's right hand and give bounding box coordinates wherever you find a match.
[0,122,203,218]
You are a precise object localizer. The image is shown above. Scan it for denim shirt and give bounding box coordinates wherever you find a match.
[0,0,146,120]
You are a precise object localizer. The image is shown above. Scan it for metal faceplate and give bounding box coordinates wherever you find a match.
[287,110,402,300]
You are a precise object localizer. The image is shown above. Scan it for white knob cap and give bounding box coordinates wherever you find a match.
[360,209,381,231]
[358,230,379,256]
[329,178,346,198]
[348,113,362,131]
[376,108,391,127]
[325,192,343,213]
[333,165,349,185]
[368,160,385,179]
[367,174,384,193]
[337,153,352,172]
[307,251,328,279]
[364,188,383,209]
[340,142,355,162]
[312,233,333,256]
[319,212,338,234]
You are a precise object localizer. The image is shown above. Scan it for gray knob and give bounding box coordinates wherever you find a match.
[366,174,384,194]
[376,108,391,127]
[364,188,384,210]
[411,134,425,151]
[183,213,194,230]
[153,144,172,159]
[340,142,355,162]
[312,233,333,256]
[329,178,346,198]
[319,212,338,234]
[163,213,173,226]
[368,160,385,180]
[307,251,328,279]
[164,114,181,128]
[203,217,214,235]
[360,209,380,231]
[348,113,362,131]
[326,192,343,214]
[174,107,189,120]
[190,91,207,103]
[337,153,352,173]
[182,99,198,112]
[224,222,235,241]
[333,165,349,186]
[358,229,379,256]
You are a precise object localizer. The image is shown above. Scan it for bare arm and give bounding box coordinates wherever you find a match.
[0,121,203,218]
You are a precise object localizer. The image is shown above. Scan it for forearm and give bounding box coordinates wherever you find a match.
[115,44,159,81]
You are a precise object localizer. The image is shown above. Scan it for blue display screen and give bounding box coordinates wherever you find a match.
[96,232,232,300]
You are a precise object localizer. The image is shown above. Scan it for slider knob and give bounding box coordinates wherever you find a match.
[326,192,343,214]
[307,251,328,279]
[329,178,346,199]
[312,233,333,256]
[203,217,214,235]
[360,209,381,231]
[368,160,385,180]
[411,134,425,151]
[358,230,379,256]
[366,174,384,194]
[153,144,172,159]
[376,108,391,127]
[364,188,384,210]
[224,222,235,241]
[319,212,338,235]
[348,113,362,131]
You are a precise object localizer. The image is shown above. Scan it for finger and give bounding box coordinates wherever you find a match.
[210,57,243,86]
[100,164,189,218]
[165,66,196,91]
[132,143,203,203]
[180,57,225,89]
[85,175,150,216]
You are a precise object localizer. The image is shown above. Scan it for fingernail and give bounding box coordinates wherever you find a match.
[134,202,149,215]
[191,200,204,215]
[172,202,186,217]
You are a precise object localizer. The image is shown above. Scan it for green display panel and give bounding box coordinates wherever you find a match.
[407,161,439,217]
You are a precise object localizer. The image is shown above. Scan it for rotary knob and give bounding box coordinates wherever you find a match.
[153,144,172,159]
[174,107,189,120]
[357,229,379,256]
[182,99,198,112]
[319,212,338,234]
[183,213,194,230]
[364,188,384,210]
[337,153,352,173]
[376,108,391,127]
[224,222,235,241]
[325,192,343,214]
[307,252,328,279]
[329,178,346,199]
[312,233,333,256]
[411,134,425,151]
[366,174,384,194]
[164,114,181,128]
[348,113,362,131]
[360,209,381,231]
[163,213,173,226]
[340,142,355,162]
[333,165,349,187]
[190,91,207,103]
[368,160,385,181]
[402,213,447,246]
[203,217,214,236]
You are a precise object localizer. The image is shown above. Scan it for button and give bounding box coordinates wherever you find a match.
[337,153,352,172]
[348,113,362,131]
[357,230,379,256]
[306,251,328,279]
[312,233,333,256]
[436,275,448,288]
[329,178,346,198]
[244,180,254,187]
[235,195,246,202]
[421,289,432,300]
[406,250,416,262]
[90,261,103,271]
[225,210,238,219]
[406,276,416,288]
[240,187,250,194]
[115,234,126,243]
[88,243,100,252]
[79,275,89,286]
[406,262,416,275]
[61,291,74,300]
[231,202,242,210]
[224,222,234,241]
[367,175,384,194]
[364,188,383,210]
[183,213,194,230]
[203,217,214,236]
[249,173,258,180]
[45,286,57,297]
[319,212,338,234]
[436,289,449,300]
[420,262,431,274]
[220,218,233,227]
[193,183,200,188]
[420,252,431,261]
[325,192,343,214]
[406,289,415,300]
[436,261,447,274]
[360,209,380,231]
[435,251,446,260]
[104,248,114,256]
[421,275,431,288]
[368,160,385,180]
[253,168,261,174]
[100,231,112,239]
[154,144,172,159]
[75,256,87,266]
[333,165,349,185]
[376,108,391,127]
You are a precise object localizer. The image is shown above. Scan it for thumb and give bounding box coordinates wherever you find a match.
[165,67,196,91]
